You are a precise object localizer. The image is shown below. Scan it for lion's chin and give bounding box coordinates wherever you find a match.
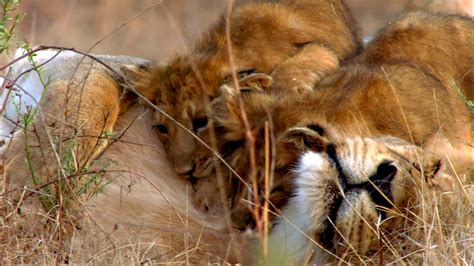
[325,189,406,258]
[331,190,382,255]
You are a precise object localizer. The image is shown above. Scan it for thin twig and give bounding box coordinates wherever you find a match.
[2,46,246,184]
[224,0,261,232]
[85,1,164,54]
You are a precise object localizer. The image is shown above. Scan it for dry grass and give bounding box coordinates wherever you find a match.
[346,176,473,264]
[1,160,471,264]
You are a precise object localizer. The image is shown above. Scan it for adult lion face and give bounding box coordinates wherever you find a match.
[267,136,450,264]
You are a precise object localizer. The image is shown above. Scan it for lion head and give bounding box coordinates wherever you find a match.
[266,135,455,264]
[123,0,360,176]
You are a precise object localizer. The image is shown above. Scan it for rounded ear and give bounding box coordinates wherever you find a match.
[214,84,242,124]
[415,153,458,192]
[238,73,273,92]
[217,80,277,117]
[211,85,277,142]
[279,126,330,153]
[208,85,246,140]
[416,154,445,180]
[383,139,452,189]
[120,63,164,100]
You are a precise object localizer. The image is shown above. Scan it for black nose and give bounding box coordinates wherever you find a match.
[371,162,397,191]
[343,161,397,211]
[367,161,397,210]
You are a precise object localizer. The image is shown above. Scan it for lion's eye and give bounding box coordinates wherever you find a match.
[237,69,255,79]
[307,124,325,136]
[153,124,168,135]
[220,140,244,156]
[192,117,208,131]
[223,69,256,83]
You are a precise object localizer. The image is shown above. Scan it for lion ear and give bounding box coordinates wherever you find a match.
[120,63,164,100]
[217,81,277,118]
[219,84,242,119]
[209,85,246,139]
[211,84,276,141]
[393,143,453,189]
[238,73,273,92]
[279,125,329,153]
[418,154,459,191]
[416,154,445,180]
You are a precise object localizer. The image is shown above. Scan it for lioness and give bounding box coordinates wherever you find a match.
[191,11,473,253]
[125,0,361,176]
[2,51,144,192]
[1,50,245,263]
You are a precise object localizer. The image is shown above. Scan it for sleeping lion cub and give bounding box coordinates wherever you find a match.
[124,0,361,176]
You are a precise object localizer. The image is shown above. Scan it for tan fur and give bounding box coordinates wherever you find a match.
[359,11,474,101]
[4,59,123,195]
[3,9,472,265]
[125,0,362,175]
[265,136,458,264]
[2,49,469,263]
[406,0,473,17]
[1,53,251,263]
[2,54,132,197]
[74,106,247,263]
[192,11,473,238]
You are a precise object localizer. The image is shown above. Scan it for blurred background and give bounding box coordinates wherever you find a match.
[3,0,472,63]
[9,0,413,62]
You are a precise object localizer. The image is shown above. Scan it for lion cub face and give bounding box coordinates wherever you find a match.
[124,55,227,175]
[127,0,360,176]
[191,90,341,225]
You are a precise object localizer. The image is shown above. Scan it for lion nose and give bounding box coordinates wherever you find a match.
[343,161,397,210]
[370,162,397,192]
[366,161,397,209]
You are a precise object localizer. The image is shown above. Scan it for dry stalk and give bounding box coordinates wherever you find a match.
[2,45,245,183]
[85,0,164,54]
[262,121,270,261]
[161,2,238,258]
[224,0,262,234]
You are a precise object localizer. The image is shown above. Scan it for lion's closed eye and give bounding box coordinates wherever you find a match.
[223,69,256,83]
[153,123,168,135]
[192,117,209,132]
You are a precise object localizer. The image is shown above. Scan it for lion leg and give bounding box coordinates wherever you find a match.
[3,71,122,204]
[270,44,339,92]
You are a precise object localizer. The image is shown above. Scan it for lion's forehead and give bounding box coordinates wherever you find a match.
[159,80,217,121]
[296,138,400,186]
[155,99,208,125]
[336,138,397,183]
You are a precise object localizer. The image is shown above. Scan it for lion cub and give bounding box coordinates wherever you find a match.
[191,11,473,229]
[125,0,361,176]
